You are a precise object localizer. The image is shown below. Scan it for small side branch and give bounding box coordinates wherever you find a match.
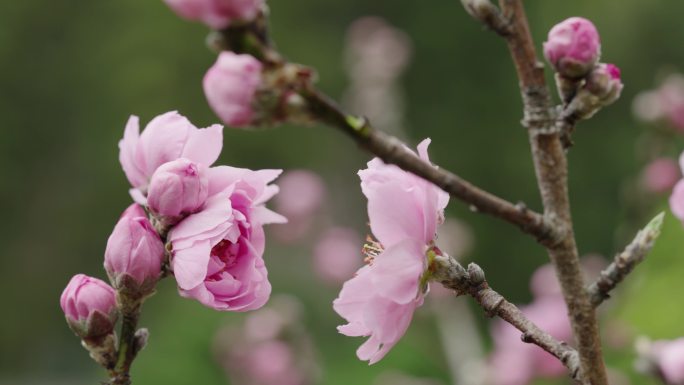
[460,0,511,36]
[432,255,581,382]
[588,213,665,307]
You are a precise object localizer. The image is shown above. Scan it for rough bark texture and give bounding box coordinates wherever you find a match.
[495,1,607,383]
[433,256,581,381]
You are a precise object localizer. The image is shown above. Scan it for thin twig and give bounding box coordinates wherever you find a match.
[588,213,664,307]
[432,255,582,382]
[299,87,557,245]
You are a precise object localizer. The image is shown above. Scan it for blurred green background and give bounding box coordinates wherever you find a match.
[1,0,684,384]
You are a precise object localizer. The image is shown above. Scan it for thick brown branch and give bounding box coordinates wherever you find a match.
[589,213,664,307]
[478,1,608,383]
[433,255,581,381]
[299,87,557,244]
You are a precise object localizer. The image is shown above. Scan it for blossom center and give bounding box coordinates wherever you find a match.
[213,239,240,268]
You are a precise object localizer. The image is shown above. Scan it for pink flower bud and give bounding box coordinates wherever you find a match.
[60,274,117,339]
[543,17,601,78]
[585,63,623,104]
[164,0,263,30]
[104,204,165,290]
[147,158,209,219]
[204,52,263,127]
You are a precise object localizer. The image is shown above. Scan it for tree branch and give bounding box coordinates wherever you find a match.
[460,0,511,36]
[588,213,664,307]
[299,87,557,245]
[432,255,581,382]
[459,0,609,383]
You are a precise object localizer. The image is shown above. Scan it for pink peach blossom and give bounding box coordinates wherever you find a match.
[169,166,285,311]
[147,158,209,219]
[313,227,362,284]
[333,139,449,364]
[104,204,165,288]
[118,111,223,200]
[543,17,601,78]
[204,52,263,127]
[164,0,263,29]
[60,274,117,338]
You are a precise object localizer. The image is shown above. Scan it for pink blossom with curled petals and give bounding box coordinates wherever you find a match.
[169,166,286,311]
[333,139,449,364]
[104,204,165,288]
[543,17,601,78]
[147,158,210,219]
[642,158,680,194]
[204,52,263,127]
[313,227,362,284]
[118,111,223,200]
[60,274,117,338]
[651,338,684,385]
[164,0,263,30]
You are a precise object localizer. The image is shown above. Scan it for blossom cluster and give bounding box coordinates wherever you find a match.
[60,111,284,344]
[543,17,623,117]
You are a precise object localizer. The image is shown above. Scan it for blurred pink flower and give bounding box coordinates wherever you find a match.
[104,204,165,288]
[543,17,601,78]
[214,296,319,385]
[670,153,684,221]
[641,158,680,193]
[333,139,449,364]
[147,158,209,220]
[638,337,684,385]
[653,338,684,384]
[633,74,684,131]
[60,274,117,339]
[204,52,263,127]
[313,227,362,284]
[489,296,572,384]
[272,170,326,243]
[164,0,263,29]
[169,166,286,311]
[118,111,223,200]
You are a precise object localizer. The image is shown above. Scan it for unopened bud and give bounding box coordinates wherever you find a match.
[543,17,601,79]
[147,158,209,222]
[60,274,118,340]
[104,204,165,296]
[584,63,623,105]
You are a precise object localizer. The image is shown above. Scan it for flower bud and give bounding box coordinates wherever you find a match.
[147,158,209,221]
[204,52,263,127]
[60,274,118,339]
[585,63,623,105]
[164,0,263,30]
[104,204,165,293]
[543,17,601,79]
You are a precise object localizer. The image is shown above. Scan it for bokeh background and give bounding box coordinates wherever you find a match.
[2,0,684,384]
